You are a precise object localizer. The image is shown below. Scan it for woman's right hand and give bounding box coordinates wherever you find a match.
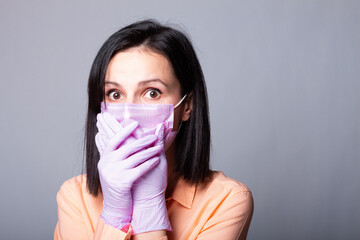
[95,116,162,230]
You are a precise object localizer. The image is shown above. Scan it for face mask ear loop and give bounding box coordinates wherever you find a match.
[174,94,187,109]
[178,121,183,132]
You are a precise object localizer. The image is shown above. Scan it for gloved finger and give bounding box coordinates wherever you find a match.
[123,145,163,169]
[95,132,105,155]
[97,113,115,137]
[114,134,158,159]
[121,118,137,128]
[154,123,166,142]
[103,112,122,133]
[96,114,110,136]
[128,157,160,181]
[103,121,139,155]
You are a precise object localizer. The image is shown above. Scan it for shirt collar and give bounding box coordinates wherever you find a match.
[166,177,196,209]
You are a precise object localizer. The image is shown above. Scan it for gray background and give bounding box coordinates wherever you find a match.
[0,0,359,239]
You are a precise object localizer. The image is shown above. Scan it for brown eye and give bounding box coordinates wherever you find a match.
[145,89,161,99]
[109,91,122,100]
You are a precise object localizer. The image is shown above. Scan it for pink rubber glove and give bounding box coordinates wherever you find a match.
[131,123,171,234]
[95,116,162,229]
[96,113,171,234]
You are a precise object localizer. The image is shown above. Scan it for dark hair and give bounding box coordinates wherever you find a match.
[85,19,211,196]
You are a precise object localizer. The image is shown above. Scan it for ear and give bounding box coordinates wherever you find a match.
[181,92,193,121]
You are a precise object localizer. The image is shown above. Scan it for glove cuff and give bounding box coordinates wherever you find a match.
[101,209,132,230]
[131,196,171,235]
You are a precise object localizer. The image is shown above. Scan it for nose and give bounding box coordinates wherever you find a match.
[124,95,141,104]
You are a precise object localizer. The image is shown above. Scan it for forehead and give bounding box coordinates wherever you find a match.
[105,47,176,84]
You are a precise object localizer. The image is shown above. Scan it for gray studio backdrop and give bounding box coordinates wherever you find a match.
[0,0,359,239]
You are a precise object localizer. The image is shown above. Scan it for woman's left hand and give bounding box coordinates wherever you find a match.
[131,123,171,235]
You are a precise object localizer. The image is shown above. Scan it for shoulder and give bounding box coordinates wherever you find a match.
[193,171,253,238]
[56,175,88,208]
[56,175,103,231]
[210,171,252,193]
[58,175,87,195]
[201,171,253,201]
[196,171,253,215]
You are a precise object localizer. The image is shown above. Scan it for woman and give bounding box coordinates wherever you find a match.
[54,19,253,240]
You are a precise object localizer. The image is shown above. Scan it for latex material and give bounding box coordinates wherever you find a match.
[96,112,171,234]
[96,119,172,234]
[131,123,171,235]
[95,120,162,229]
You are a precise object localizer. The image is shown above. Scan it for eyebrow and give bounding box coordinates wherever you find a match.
[104,81,120,86]
[104,79,168,88]
[139,79,168,88]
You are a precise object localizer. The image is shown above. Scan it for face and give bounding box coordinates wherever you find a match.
[104,47,191,129]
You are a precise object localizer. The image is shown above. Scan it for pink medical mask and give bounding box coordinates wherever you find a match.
[100,95,187,150]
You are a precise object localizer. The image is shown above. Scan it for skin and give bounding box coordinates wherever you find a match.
[104,46,193,239]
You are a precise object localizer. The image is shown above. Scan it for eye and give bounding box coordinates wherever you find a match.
[107,90,122,101]
[144,89,161,99]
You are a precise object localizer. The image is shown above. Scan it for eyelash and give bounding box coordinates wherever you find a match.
[147,88,162,94]
[105,89,120,97]
[104,88,163,99]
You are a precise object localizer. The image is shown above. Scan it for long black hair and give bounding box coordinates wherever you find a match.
[85,19,211,196]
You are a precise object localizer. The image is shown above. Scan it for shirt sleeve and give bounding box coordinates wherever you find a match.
[54,179,132,240]
[196,190,254,240]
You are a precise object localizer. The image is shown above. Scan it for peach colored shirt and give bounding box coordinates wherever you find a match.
[54,171,253,240]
